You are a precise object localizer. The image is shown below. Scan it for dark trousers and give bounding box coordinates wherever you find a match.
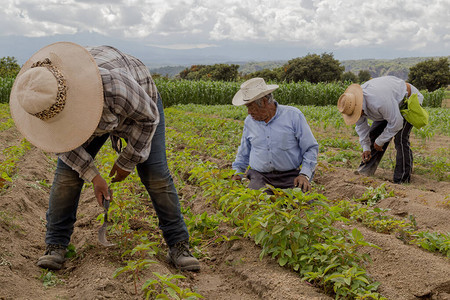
[247,168,306,194]
[358,119,413,183]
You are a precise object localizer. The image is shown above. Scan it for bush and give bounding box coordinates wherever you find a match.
[408,58,450,91]
[0,57,20,78]
[341,71,358,83]
[179,64,239,81]
[282,53,345,83]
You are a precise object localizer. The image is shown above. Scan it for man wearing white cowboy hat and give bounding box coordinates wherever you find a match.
[337,75,424,183]
[231,78,319,193]
[10,42,199,271]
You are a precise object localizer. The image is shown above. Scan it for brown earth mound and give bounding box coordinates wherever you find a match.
[0,125,449,300]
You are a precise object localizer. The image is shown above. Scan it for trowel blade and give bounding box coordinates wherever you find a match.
[98,222,115,247]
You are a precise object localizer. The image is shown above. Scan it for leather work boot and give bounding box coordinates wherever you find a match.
[167,240,200,272]
[37,244,67,270]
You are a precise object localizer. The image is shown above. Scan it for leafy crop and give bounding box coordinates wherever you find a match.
[0,78,14,104]
[187,163,385,299]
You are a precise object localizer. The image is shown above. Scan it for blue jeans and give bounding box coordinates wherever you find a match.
[45,96,189,247]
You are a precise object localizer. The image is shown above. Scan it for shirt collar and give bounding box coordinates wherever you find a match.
[266,101,279,124]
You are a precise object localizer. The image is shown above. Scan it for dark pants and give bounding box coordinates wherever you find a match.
[358,119,413,183]
[45,96,189,248]
[247,168,305,194]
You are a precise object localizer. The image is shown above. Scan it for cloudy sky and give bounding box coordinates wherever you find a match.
[1,0,449,66]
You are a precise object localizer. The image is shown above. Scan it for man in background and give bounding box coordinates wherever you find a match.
[337,75,424,183]
[231,78,319,193]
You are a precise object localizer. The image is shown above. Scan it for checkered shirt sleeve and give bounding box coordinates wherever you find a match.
[58,46,159,182]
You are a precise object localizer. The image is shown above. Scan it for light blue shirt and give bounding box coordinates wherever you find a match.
[232,103,318,178]
[356,76,423,151]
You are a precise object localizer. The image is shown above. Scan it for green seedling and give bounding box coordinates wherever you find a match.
[142,272,204,300]
[39,269,63,288]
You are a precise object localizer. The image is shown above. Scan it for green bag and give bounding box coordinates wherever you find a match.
[400,94,429,129]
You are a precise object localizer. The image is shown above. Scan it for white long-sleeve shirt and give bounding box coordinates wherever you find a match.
[355,76,423,151]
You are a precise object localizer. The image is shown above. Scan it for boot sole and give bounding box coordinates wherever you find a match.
[37,258,63,270]
[167,255,200,272]
[179,263,200,272]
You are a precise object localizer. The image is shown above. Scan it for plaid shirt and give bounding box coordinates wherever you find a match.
[59,46,160,182]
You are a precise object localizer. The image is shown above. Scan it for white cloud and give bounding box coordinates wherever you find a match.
[148,43,218,49]
[0,0,448,56]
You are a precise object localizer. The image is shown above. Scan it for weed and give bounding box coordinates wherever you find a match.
[142,272,204,299]
[0,210,20,231]
[39,269,63,287]
[354,184,394,206]
[65,244,77,259]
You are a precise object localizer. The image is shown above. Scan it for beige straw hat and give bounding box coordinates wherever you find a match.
[337,84,364,125]
[10,42,103,153]
[232,78,279,106]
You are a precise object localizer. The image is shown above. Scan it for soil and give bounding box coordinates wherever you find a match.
[0,122,449,300]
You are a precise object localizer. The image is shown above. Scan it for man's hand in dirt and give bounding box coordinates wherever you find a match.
[109,163,131,183]
[362,151,371,163]
[231,174,242,181]
[92,174,109,206]
[294,175,311,193]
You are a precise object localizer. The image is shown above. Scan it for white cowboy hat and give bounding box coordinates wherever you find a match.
[232,78,279,106]
[337,84,363,125]
[10,41,103,153]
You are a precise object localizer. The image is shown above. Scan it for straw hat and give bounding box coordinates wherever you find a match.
[337,84,364,125]
[10,42,103,153]
[232,78,278,106]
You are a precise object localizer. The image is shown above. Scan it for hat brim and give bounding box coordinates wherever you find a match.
[10,42,103,153]
[232,84,279,106]
[341,84,363,125]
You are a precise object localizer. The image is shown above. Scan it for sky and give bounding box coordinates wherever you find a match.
[1,0,449,67]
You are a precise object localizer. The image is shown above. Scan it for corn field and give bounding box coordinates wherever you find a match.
[0,77,446,107]
[0,77,14,104]
[155,78,445,107]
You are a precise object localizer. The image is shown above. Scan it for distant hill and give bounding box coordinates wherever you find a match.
[236,61,287,74]
[150,65,186,78]
[340,57,449,80]
[150,56,449,80]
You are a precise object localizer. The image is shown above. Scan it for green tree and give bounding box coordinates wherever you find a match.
[282,53,344,83]
[341,71,358,83]
[358,70,371,83]
[0,56,21,78]
[242,67,283,82]
[179,64,239,81]
[408,57,450,91]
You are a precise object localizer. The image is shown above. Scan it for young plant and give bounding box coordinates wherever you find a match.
[39,269,63,288]
[142,272,204,300]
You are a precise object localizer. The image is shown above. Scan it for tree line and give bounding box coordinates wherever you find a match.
[174,53,450,92]
[2,54,450,92]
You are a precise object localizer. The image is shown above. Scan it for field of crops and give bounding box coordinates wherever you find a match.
[153,79,446,108]
[1,77,446,108]
[0,95,449,299]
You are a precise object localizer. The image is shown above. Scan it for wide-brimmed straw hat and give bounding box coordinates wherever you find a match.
[337,84,363,125]
[10,42,103,153]
[232,78,279,106]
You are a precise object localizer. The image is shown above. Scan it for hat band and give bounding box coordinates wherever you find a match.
[30,58,67,121]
